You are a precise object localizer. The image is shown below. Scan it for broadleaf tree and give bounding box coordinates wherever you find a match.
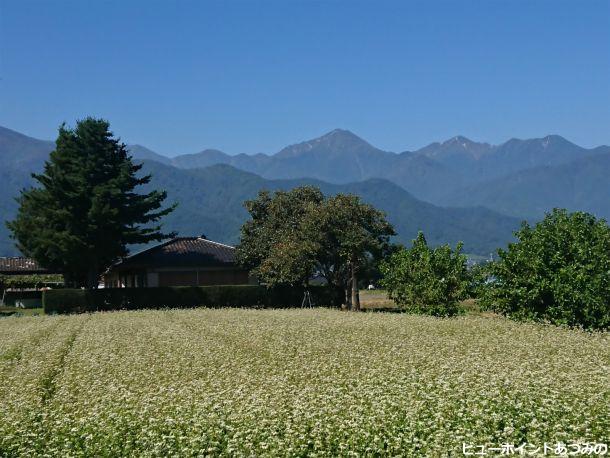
[380,232,469,316]
[480,209,610,330]
[236,187,324,287]
[236,186,395,310]
[7,118,176,288]
[308,194,395,310]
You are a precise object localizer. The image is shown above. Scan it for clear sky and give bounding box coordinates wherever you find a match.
[1,0,608,156]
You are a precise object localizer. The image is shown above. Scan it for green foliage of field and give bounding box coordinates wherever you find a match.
[0,309,608,456]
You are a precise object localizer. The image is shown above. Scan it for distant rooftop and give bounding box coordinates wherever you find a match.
[113,237,237,269]
[0,257,50,274]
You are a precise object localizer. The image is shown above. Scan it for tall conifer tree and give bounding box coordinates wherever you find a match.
[7,118,175,288]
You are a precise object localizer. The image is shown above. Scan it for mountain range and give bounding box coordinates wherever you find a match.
[127,128,610,208]
[1,124,609,257]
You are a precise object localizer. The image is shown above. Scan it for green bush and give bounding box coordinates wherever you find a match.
[466,262,493,300]
[380,232,469,317]
[0,274,64,290]
[43,285,343,314]
[480,209,610,330]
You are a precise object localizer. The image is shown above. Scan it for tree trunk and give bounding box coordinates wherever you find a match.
[351,262,360,311]
[345,274,352,311]
[86,261,99,289]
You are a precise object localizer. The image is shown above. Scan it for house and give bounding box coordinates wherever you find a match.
[0,257,60,308]
[104,236,252,288]
[0,257,53,276]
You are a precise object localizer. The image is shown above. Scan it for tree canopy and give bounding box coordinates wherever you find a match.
[380,232,469,316]
[7,118,175,288]
[236,186,395,309]
[480,208,610,330]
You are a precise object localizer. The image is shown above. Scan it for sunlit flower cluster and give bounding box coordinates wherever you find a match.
[0,309,608,456]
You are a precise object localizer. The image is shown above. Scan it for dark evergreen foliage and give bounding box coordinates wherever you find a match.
[7,118,175,287]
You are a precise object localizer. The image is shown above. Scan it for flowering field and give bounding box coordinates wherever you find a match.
[0,309,608,456]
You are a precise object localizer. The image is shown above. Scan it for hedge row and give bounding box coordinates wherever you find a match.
[1,290,43,308]
[43,285,343,314]
[0,274,64,291]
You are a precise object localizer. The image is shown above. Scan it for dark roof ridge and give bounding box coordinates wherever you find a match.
[113,236,237,268]
[121,238,178,262]
[198,237,235,249]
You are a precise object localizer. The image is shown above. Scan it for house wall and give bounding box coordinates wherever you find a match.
[156,267,250,287]
[105,266,252,288]
[147,272,159,287]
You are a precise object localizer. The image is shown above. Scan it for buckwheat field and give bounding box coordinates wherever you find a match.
[0,308,608,457]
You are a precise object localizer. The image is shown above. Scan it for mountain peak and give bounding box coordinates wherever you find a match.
[540,134,571,149]
[322,128,358,137]
[417,135,492,160]
[442,135,474,146]
[500,135,577,152]
[275,128,384,159]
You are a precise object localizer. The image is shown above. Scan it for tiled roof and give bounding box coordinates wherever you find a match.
[0,257,49,273]
[114,237,237,269]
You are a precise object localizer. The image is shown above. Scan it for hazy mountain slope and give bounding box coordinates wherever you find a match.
[0,167,34,256]
[132,129,461,198]
[476,135,598,177]
[442,153,610,220]
[129,130,609,203]
[0,127,51,255]
[3,124,610,257]
[163,129,398,184]
[383,153,463,203]
[0,126,54,168]
[411,134,608,183]
[171,150,273,174]
[262,129,396,183]
[0,131,520,257]
[127,145,172,165]
[414,136,493,164]
[137,162,519,255]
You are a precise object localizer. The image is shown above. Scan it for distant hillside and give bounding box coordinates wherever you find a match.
[442,153,610,220]
[0,126,54,169]
[412,134,593,179]
[0,124,521,256]
[0,167,34,256]
[129,129,610,204]
[137,162,520,256]
[127,144,172,165]
[4,123,610,257]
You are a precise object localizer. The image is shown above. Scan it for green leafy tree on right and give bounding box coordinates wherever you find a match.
[480,208,610,330]
[380,232,469,317]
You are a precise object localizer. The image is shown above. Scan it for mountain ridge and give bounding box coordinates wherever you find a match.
[0,125,523,257]
[2,125,610,257]
[136,161,520,257]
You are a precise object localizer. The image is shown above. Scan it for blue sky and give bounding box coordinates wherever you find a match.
[1,0,608,156]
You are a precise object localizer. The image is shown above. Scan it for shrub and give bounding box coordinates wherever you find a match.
[0,274,64,299]
[466,262,493,300]
[43,285,343,314]
[0,273,63,288]
[380,232,469,316]
[480,209,610,330]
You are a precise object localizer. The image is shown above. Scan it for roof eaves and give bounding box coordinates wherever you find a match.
[199,238,236,249]
[113,238,185,267]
